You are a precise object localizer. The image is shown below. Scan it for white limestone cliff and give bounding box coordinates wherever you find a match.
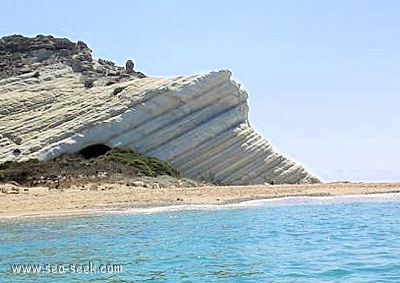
[0,63,319,184]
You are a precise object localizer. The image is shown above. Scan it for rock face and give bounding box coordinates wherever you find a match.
[0,34,145,84]
[0,35,320,185]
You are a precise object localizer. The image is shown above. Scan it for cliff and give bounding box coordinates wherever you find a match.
[0,35,320,185]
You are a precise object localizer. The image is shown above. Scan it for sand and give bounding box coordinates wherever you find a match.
[1,182,399,219]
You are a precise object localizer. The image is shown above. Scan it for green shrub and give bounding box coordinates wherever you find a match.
[84,79,94,88]
[146,157,179,177]
[101,147,179,177]
[112,86,126,96]
[0,161,14,170]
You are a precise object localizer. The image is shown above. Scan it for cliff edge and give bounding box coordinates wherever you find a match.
[0,35,320,185]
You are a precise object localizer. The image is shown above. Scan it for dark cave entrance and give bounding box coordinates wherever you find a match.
[79,144,111,159]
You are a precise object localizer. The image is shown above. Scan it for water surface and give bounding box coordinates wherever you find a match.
[1,197,400,282]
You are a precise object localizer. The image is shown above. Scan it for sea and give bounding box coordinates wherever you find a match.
[1,194,400,282]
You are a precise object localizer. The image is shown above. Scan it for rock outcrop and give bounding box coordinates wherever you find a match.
[0,34,145,85]
[0,35,320,185]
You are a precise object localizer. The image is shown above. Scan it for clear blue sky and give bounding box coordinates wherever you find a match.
[1,0,399,182]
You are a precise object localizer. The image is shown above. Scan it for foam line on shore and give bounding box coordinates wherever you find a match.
[112,192,400,215]
[2,192,400,221]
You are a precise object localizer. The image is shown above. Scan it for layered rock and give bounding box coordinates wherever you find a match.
[0,35,320,185]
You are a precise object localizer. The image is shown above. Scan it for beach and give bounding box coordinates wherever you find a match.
[1,182,399,219]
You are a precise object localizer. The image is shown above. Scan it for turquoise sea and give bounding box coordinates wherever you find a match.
[1,196,400,282]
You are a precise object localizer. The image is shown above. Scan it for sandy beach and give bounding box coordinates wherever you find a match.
[1,182,399,219]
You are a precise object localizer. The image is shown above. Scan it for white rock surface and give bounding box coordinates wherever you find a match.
[0,64,319,184]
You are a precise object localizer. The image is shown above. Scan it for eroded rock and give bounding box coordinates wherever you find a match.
[0,35,319,185]
[0,34,145,84]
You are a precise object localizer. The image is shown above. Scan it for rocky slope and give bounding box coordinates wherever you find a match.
[0,35,320,185]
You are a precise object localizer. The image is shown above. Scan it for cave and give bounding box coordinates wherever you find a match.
[79,144,111,159]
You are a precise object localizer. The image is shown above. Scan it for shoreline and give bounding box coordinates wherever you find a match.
[120,192,400,215]
[2,192,400,221]
[1,182,400,220]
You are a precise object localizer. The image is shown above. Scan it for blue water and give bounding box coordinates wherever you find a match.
[1,199,400,282]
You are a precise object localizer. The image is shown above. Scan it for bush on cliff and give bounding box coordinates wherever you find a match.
[0,147,179,186]
[100,147,179,178]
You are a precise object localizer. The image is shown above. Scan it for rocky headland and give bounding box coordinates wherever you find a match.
[0,34,320,186]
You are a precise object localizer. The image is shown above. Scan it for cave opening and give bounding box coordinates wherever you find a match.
[79,144,111,159]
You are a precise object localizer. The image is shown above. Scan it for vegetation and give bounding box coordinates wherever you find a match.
[0,159,39,170]
[0,146,179,186]
[112,86,126,96]
[100,147,179,178]
[84,78,94,88]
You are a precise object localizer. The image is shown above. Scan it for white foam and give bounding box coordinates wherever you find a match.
[108,193,400,215]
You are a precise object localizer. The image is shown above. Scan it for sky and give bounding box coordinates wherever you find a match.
[1,0,399,182]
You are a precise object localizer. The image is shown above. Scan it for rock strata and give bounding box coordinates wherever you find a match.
[0,35,320,185]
